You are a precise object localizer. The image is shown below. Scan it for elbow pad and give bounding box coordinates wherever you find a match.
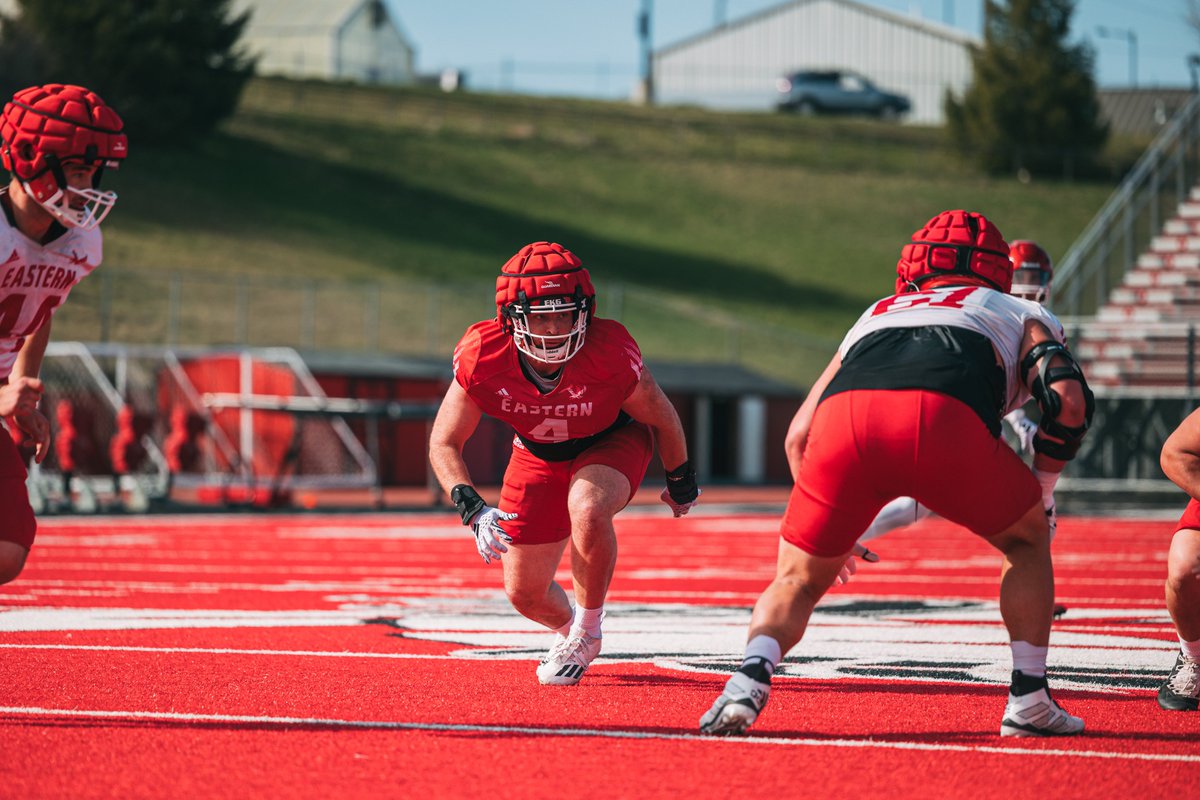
[1021,341,1095,461]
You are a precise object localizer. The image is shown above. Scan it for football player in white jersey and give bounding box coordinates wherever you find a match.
[700,210,1093,738]
[0,84,127,584]
[851,240,1059,558]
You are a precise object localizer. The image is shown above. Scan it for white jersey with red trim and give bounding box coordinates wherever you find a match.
[838,285,1066,413]
[0,196,101,380]
[0,194,100,381]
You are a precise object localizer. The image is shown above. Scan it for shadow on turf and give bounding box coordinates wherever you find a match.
[7,708,1195,744]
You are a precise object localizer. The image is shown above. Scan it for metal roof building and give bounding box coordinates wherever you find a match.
[653,0,978,125]
[234,0,416,86]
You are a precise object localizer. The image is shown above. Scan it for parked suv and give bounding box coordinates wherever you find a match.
[775,69,910,120]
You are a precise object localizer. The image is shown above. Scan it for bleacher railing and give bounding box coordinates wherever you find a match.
[1054,91,1200,318]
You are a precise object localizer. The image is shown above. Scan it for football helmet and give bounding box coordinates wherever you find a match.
[1,84,127,229]
[1009,240,1053,304]
[895,210,1011,294]
[495,241,595,364]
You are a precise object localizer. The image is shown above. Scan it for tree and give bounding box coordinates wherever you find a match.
[945,0,1108,177]
[0,0,256,144]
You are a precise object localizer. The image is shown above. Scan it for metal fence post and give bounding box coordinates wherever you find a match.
[99,269,113,343]
[1189,324,1196,394]
[302,282,316,350]
[235,276,249,345]
[365,283,381,352]
[427,284,441,355]
[167,274,181,346]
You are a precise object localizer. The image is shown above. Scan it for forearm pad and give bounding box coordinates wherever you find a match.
[450,484,486,527]
[665,460,699,505]
[1033,432,1083,461]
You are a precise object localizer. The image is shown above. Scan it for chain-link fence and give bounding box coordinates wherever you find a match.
[52,269,837,389]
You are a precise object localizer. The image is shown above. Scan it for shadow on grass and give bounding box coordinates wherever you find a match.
[117,130,863,322]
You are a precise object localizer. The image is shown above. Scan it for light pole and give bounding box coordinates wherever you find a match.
[637,0,654,105]
[1189,54,1200,93]
[1096,26,1138,88]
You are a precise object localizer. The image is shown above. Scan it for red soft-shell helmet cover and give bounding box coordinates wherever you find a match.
[495,241,596,329]
[895,210,1012,294]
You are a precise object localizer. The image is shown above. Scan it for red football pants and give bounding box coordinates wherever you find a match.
[781,389,1041,557]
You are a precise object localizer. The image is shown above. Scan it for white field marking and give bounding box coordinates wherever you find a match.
[621,571,1166,587]
[0,706,1196,763]
[33,512,450,528]
[19,562,477,576]
[33,535,164,547]
[276,527,464,539]
[28,509,775,530]
[0,644,451,658]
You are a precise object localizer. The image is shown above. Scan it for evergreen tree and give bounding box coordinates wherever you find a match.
[945,0,1108,177]
[0,0,255,143]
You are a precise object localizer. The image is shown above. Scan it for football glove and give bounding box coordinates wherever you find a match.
[451,484,517,564]
[662,460,700,517]
[1045,499,1057,543]
[471,506,517,564]
[1004,408,1039,455]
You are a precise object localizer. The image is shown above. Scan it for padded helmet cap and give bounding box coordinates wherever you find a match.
[495,241,596,323]
[1,83,126,180]
[895,210,1012,294]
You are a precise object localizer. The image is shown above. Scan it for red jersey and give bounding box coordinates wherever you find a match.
[453,317,644,455]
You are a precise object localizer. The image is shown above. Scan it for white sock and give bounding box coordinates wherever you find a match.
[860,497,931,543]
[1011,640,1048,678]
[1180,635,1200,661]
[571,605,604,638]
[553,607,575,639]
[744,634,782,667]
[1032,468,1059,510]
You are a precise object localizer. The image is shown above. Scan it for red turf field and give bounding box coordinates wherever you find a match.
[1,507,1197,798]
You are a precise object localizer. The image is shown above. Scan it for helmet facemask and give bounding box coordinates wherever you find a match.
[507,293,589,365]
[21,155,119,230]
[1010,265,1051,304]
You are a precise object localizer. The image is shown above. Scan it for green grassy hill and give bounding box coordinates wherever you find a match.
[68,78,1132,386]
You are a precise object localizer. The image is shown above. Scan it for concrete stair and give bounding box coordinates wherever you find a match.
[1073,187,1200,388]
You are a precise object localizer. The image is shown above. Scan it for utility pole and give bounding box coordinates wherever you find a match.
[637,0,654,105]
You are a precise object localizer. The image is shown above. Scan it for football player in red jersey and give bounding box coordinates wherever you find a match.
[1156,411,1200,711]
[0,84,127,584]
[429,241,699,685]
[700,211,1093,738]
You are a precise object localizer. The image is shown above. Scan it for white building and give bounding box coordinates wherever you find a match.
[653,0,978,125]
[235,0,416,86]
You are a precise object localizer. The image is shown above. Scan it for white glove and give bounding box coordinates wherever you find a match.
[470,506,517,564]
[1004,408,1039,455]
[835,543,880,586]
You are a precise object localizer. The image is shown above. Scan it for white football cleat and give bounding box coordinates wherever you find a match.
[1000,671,1084,737]
[536,632,601,686]
[699,671,771,735]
